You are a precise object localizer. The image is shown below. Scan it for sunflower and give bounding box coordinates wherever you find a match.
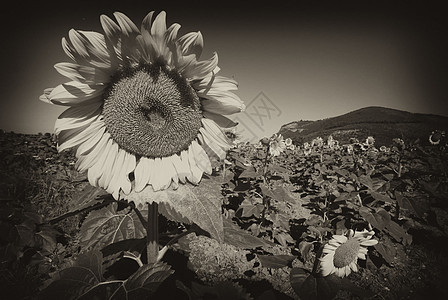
[269,134,286,157]
[429,130,445,145]
[319,229,378,278]
[40,11,244,199]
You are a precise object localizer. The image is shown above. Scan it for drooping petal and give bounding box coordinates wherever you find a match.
[57,114,104,152]
[46,81,104,106]
[98,142,119,189]
[186,144,203,184]
[178,31,203,58]
[193,74,238,92]
[191,140,212,175]
[54,101,102,135]
[87,137,114,187]
[198,130,227,160]
[201,118,231,150]
[76,131,111,172]
[134,157,152,193]
[54,62,111,84]
[203,111,238,128]
[171,152,192,184]
[64,30,111,69]
[200,92,245,115]
[182,52,218,80]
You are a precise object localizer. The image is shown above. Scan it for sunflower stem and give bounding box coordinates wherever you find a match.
[146,202,159,265]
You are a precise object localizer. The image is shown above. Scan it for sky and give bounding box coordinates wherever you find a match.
[1,1,447,142]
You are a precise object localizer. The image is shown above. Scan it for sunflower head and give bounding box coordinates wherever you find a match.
[319,229,378,278]
[40,11,244,199]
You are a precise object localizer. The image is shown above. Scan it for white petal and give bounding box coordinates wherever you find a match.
[54,62,111,84]
[183,52,218,80]
[113,12,140,37]
[75,124,106,157]
[87,138,114,187]
[134,157,152,193]
[55,101,102,135]
[186,145,203,184]
[191,140,212,175]
[203,111,238,128]
[178,31,203,58]
[98,142,119,189]
[76,132,111,172]
[201,118,231,149]
[57,115,103,152]
[198,130,227,160]
[118,151,136,196]
[48,81,104,106]
[171,152,191,184]
[150,158,171,191]
[201,93,245,115]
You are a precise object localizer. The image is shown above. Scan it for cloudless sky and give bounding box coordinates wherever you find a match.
[1,1,447,141]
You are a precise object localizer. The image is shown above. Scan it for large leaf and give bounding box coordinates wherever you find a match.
[70,184,109,211]
[257,254,296,268]
[41,251,173,300]
[79,203,145,250]
[359,207,391,230]
[124,177,224,243]
[40,250,104,300]
[223,218,275,249]
[384,220,412,245]
[103,262,174,300]
[235,199,264,218]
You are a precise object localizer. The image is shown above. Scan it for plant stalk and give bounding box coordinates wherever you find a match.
[146,202,159,265]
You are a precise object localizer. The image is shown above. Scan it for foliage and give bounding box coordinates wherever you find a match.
[1,130,448,299]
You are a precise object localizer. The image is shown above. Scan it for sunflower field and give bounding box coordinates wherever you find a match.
[1,130,447,300]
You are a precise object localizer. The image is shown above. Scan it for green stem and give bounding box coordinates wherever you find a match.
[146,202,159,265]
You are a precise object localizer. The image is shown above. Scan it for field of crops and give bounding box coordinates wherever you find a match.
[1,130,447,299]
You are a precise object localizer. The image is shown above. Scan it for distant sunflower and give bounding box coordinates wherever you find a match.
[429,130,445,145]
[269,134,286,157]
[40,11,244,199]
[319,229,378,278]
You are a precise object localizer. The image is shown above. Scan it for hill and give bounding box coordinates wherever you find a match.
[278,106,448,146]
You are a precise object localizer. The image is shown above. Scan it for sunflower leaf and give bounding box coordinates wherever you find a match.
[125,177,224,243]
[79,203,146,250]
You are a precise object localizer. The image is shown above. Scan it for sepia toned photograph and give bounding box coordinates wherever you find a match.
[1,1,447,299]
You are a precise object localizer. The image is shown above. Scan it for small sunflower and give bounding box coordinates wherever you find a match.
[364,136,375,146]
[429,130,445,145]
[319,229,378,278]
[269,134,286,157]
[40,11,244,199]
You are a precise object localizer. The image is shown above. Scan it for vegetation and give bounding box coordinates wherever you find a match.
[279,106,448,146]
[1,126,448,299]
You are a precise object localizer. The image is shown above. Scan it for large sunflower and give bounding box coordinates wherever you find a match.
[319,229,378,278]
[40,11,244,199]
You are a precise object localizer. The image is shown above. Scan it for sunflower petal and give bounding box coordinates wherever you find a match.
[178,31,203,58]
[201,118,231,149]
[54,62,111,84]
[76,132,111,172]
[87,138,114,187]
[186,145,203,184]
[98,142,119,189]
[113,12,140,37]
[203,111,238,128]
[171,152,191,184]
[183,52,218,80]
[55,101,102,135]
[201,93,245,115]
[47,81,104,106]
[191,140,212,175]
[134,157,152,193]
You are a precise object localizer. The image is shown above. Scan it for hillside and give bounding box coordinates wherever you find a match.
[278,106,448,146]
